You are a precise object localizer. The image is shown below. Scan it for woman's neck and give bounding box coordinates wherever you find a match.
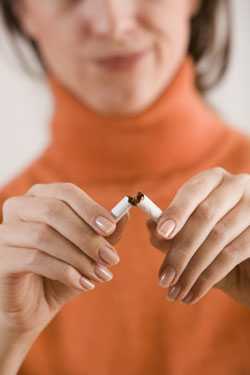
[46,56,227,186]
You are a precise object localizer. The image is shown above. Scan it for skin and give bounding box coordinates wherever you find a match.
[16,0,200,115]
[1,2,249,356]
[0,183,129,374]
[0,0,201,336]
[4,1,250,373]
[147,167,250,308]
[0,183,129,334]
[0,0,201,344]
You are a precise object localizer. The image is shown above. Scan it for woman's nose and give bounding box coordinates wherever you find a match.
[80,0,136,39]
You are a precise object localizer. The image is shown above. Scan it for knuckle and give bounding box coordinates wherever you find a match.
[186,173,205,190]
[222,245,239,263]
[167,248,188,270]
[62,264,79,282]
[184,183,198,196]
[86,243,101,262]
[198,272,211,286]
[213,166,226,176]
[186,174,201,187]
[82,231,100,250]
[195,201,214,222]
[176,235,193,251]
[42,201,64,221]
[55,182,82,200]
[210,221,227,242]
[178,273,194,290]
[184,180,205,199]
[24,249,41,267]
[27,183,43,194]
[62,182,76,193]
[32,223,51,246]
[2,196,19,214]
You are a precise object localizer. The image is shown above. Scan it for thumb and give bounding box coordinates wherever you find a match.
[44,279,84,310]
[213,270,249,307]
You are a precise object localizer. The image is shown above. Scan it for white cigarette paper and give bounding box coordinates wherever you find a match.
[110,192,162,222]
[136,194,162,222]
[111,196,133,220]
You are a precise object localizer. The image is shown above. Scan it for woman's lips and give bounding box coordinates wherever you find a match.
[94,49,149,71]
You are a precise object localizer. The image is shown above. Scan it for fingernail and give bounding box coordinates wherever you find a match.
[79,277,95,290]
[99,245,120,265]
[95,265,113,281]
[95,216,116,234]
[167,285,181,300]
[159,266,176,288]
[158,219,176,239]
[182,292,194,304]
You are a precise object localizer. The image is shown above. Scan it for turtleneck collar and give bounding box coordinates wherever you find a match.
[46,56,227,185]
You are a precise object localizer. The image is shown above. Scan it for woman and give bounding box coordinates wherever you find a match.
[1,1,250,374]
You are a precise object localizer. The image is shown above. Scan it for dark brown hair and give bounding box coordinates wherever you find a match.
[0,0,231,92]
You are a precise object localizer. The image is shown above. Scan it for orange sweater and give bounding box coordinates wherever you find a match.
[1,56,250,374]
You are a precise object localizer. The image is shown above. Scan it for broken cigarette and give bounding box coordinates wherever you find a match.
[110,196,133,221]
[132,192,162,222]
[111,192,162,222]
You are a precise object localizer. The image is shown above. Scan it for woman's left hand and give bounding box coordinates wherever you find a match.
[147,167,250,307]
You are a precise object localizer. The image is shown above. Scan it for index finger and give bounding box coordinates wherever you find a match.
[156,167,226,239]
[26,183,117,236]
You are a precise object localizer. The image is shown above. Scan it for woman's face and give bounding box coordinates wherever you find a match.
[18,0,199,115]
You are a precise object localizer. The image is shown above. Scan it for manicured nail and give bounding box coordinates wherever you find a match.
[159,266,176,288]
[182,292,194,304]
[95,216,116,234]
[167,285,181,300]
[99,245,120,265]
[79,277,95,290]
[95,265,113,281]
[158,219,176,239]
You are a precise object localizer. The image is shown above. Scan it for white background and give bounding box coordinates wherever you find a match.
[0,1,249,188]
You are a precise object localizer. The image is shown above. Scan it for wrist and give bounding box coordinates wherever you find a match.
[0,327,40,375]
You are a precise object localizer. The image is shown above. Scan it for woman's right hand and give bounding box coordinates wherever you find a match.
[0,183,128,336]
